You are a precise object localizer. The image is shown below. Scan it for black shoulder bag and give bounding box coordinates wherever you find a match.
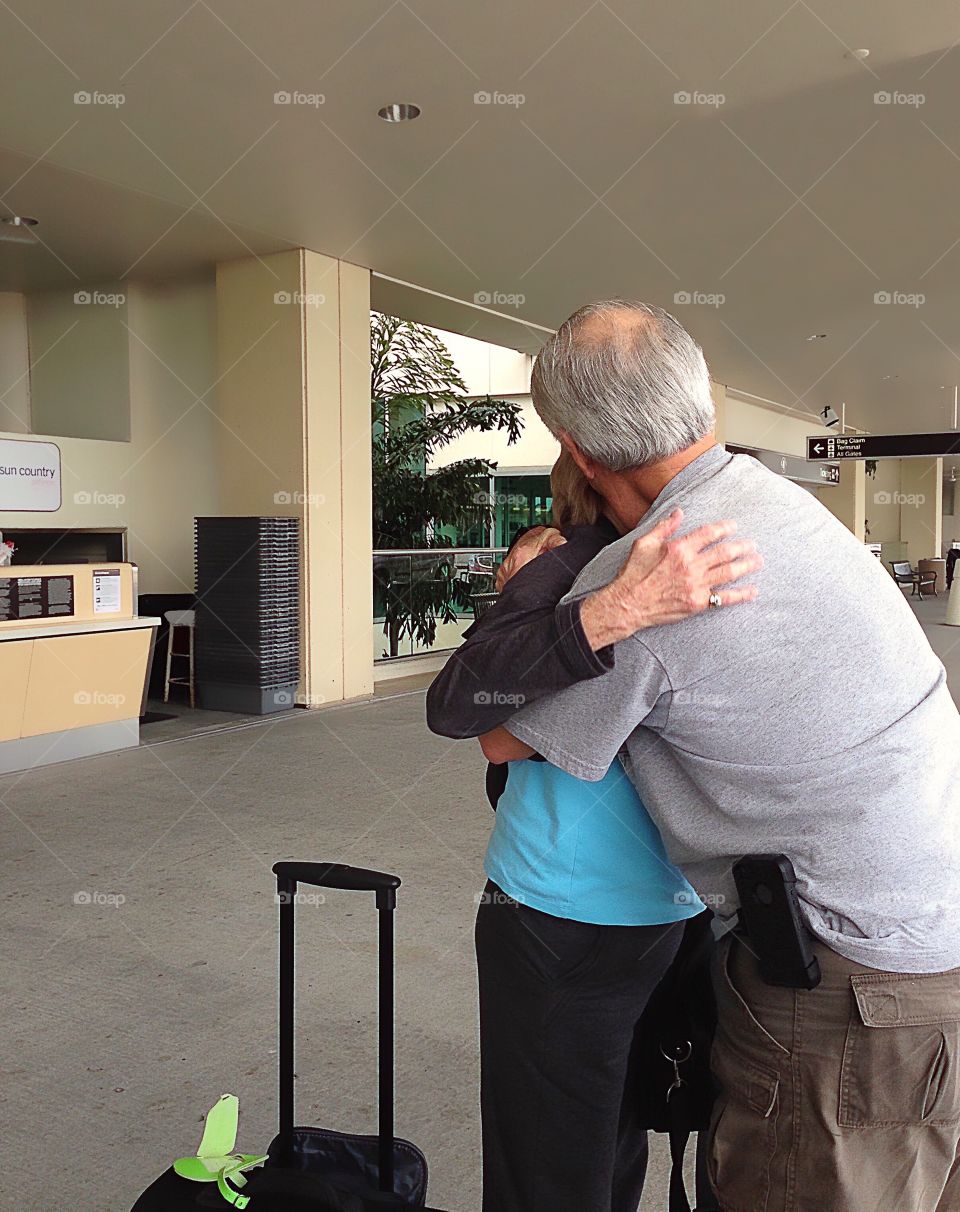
[634,910,718,1212]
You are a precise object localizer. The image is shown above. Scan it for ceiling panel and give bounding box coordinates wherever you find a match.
[1,0,960,433]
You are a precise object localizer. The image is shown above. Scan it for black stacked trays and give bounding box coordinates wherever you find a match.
[194,517,300,714]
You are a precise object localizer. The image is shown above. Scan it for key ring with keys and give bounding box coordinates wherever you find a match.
[660,1039,693,1103]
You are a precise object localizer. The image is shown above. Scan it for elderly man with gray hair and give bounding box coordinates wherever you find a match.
[481,300,960,1212]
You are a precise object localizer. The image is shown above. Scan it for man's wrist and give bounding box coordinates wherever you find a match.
[557,598,616,674]
[579,581,645,650]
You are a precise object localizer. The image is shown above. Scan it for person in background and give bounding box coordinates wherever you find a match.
[427,451,761,1212]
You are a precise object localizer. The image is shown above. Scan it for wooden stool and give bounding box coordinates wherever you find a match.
[163,609,196,707]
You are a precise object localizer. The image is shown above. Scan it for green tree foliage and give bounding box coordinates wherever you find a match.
[371,313,523,656]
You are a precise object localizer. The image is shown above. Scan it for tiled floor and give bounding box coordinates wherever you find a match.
[2,593,956,1211]
[908,588,960,704]
[139,673,438,747]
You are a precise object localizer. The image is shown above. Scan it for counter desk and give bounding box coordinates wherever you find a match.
[0,563,158,774]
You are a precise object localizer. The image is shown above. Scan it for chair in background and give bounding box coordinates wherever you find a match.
[163,609,196,707]
[890,562,937,601]
[471,592,499,621]
[918,558,946,595]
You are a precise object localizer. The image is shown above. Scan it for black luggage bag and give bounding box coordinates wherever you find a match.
[132,861,446,1211]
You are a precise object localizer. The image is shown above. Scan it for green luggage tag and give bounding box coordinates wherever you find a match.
[173,1094,268,1208]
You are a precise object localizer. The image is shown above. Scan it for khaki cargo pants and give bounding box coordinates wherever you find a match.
[708,933,960,1211]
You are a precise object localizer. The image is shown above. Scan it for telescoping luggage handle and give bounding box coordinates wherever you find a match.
[272,861,402,1196]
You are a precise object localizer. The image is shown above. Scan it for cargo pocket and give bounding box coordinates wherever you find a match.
[709,1033,781,1212]
[839,971,960,1128]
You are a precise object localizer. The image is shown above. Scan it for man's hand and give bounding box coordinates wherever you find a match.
[578,509,763,650]
[496,526,567,592]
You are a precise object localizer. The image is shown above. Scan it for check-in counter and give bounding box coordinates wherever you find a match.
[0,563,159,774]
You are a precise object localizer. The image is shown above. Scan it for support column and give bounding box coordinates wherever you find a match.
[710,381,727,447]
[822,460,866,541]
[302,251,373,703]
[215,249,373,707]
[900,458,943,565]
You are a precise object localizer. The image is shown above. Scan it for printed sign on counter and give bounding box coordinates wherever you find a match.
[0,438,62,511]
[92,568,122,614]
[0,575,75,622]
[46,576,74,615]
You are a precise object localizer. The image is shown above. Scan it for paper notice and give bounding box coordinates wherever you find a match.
[92,568,122,615]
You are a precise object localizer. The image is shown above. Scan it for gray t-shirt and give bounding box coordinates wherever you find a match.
[506,445,960,973]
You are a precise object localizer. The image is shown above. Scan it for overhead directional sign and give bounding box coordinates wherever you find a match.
[807,432,960,462]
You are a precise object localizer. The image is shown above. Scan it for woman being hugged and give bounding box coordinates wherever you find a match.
[426,452,760,1212]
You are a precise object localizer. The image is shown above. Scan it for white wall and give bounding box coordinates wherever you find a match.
[0,292,30,433]
[864,460,902,543]
[724,394,832,457]
[124,279,220,592]
[425,327,558,472]
[430,395,559,472]
[0,277,220,594]
[27,285,131,441]
[430,326,531,397]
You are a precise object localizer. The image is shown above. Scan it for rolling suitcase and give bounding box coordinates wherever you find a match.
[132,861,445,1211]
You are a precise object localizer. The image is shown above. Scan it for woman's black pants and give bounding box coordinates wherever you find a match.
[475,881,684,1212]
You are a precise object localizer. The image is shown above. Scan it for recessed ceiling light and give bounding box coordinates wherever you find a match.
[378,102,421,123]
[806,333,827,341]
[0,215,39,244]
[845,48,870,60]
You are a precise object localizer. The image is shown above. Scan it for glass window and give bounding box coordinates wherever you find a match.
[493,474,553,548]
[433,474,491,547]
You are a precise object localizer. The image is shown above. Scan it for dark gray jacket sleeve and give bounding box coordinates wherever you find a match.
[425,528,615,739]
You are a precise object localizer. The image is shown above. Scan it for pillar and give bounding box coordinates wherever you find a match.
[215,249,373,707]
[899,459,943,565]
[822,459,866,541]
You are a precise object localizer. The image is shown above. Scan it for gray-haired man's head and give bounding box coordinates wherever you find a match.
[531,300,715,471]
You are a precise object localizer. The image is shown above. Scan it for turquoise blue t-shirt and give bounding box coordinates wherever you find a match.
[484,758,703,926]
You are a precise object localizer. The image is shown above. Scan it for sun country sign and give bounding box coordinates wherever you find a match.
[0,438,62,511]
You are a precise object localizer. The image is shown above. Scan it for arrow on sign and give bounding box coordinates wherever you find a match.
[812,443,825,454]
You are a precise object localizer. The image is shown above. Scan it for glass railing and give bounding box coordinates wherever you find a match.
[373,547,506,662]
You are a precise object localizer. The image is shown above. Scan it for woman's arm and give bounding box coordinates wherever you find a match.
[480,726,535,764]
[425,526,613,739]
